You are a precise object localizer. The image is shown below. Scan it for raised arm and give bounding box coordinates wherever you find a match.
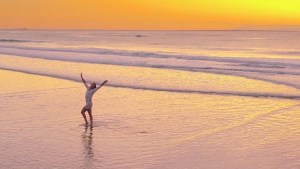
[81,73,89,89]
[95,80,108,91]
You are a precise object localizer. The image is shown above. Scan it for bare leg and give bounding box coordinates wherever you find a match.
[87,109,93,128]
[81,107,88,126]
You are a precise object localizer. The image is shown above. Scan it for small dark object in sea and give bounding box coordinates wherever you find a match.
[135,35,145,38]
[0,39,28,43]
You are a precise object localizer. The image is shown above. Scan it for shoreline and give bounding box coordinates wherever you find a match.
[2,67,300,100]
[1,53,300,100]
[1,69,299,169]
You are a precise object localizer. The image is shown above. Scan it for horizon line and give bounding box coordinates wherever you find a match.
[1,28,300,32]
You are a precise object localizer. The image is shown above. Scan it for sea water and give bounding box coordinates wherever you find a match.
[0,30,300,169]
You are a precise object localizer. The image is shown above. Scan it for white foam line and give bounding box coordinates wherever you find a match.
[1,45,300,67]
[1,67,300,100]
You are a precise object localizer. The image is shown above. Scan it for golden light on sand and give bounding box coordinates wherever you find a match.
[0,0,299,30]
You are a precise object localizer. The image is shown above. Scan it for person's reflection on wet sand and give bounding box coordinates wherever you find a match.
[82,127,94,168]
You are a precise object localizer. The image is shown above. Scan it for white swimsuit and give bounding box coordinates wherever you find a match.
[84,83,101,109]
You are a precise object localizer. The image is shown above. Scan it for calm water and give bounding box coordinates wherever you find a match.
[0,30,300,94]
[0,30,300,169]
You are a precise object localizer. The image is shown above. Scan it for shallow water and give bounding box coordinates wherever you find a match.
[0,30,300,168]
[0,70,300,169]
[0,30,300,91]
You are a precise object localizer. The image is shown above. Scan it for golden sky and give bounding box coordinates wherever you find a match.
[0,0,299,30]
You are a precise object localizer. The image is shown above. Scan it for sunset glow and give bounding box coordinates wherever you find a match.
[0,0,300,30]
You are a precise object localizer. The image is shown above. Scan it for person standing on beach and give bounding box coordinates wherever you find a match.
[80,73,108,128]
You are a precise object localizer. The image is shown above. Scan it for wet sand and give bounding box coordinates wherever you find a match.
[0,69,300,169]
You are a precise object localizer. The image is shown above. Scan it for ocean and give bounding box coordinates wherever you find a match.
[0,30,299,169]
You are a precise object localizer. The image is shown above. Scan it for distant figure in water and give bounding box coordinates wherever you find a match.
[80,73,108,128]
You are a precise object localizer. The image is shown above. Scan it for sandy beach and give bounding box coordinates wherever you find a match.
[1,69,299,169]
[1,30,300,169]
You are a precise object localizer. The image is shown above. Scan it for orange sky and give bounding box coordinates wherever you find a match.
[0,0,299,30]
